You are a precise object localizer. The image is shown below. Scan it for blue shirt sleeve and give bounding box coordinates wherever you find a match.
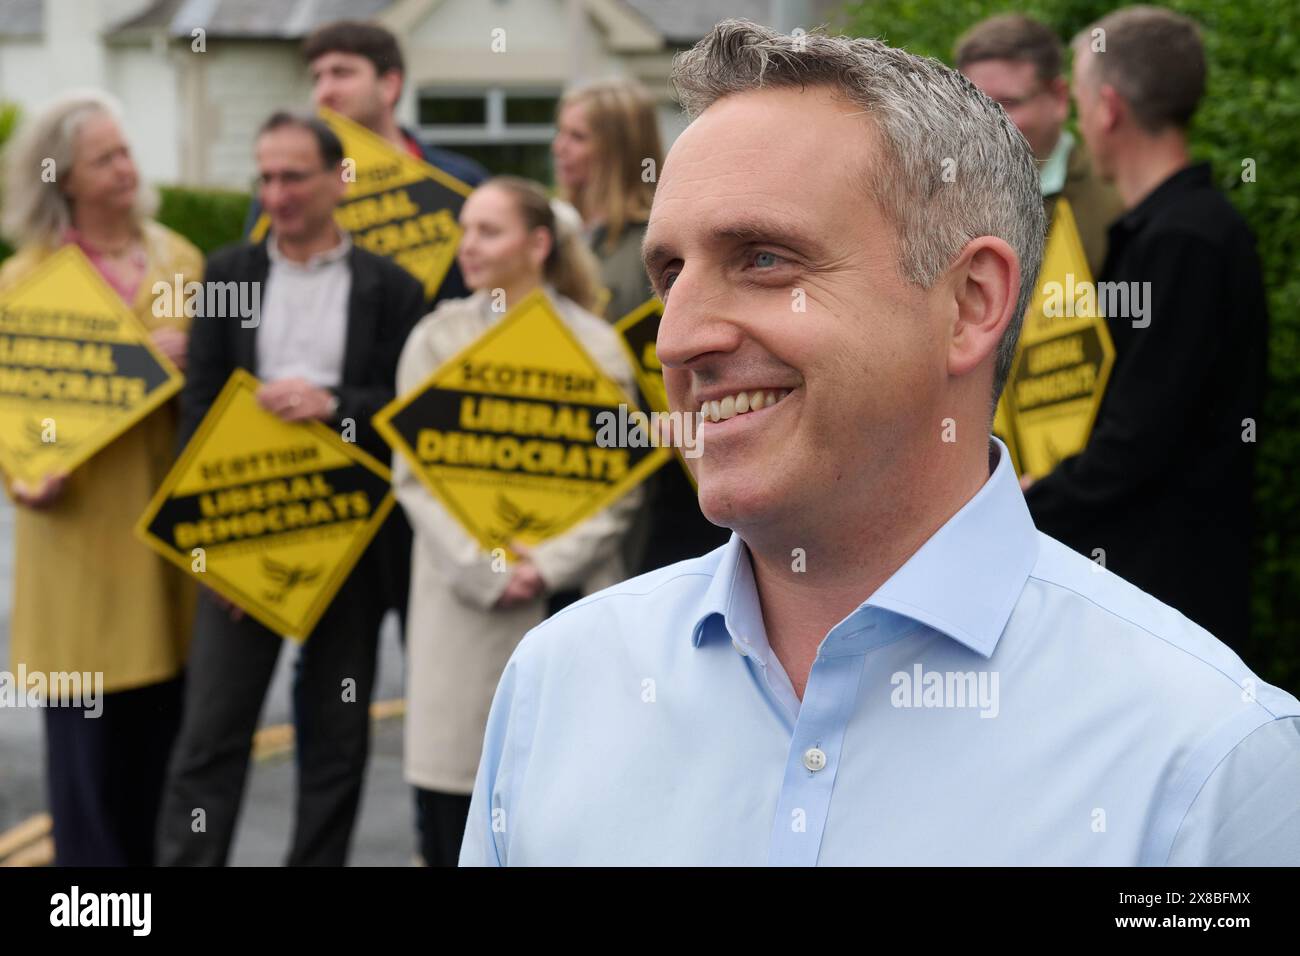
[1166,716,1300,865]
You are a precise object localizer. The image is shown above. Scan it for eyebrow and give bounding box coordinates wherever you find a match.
[642,213,829,284]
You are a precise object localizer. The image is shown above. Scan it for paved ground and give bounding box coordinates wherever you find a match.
[0,494,417,866]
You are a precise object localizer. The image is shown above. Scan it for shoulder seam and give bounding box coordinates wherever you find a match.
[1026,569,1286,719]
[1155,712,1289,865]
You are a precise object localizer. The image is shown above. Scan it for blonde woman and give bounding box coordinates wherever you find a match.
[393,176,641,865]
[552,77,662,322]
[0,91,202,865]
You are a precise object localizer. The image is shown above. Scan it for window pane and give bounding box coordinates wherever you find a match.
[433,142,553,182]
[505,95,559,126]
[419,96,487,127]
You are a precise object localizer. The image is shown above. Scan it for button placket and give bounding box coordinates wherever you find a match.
[768,651,869,867]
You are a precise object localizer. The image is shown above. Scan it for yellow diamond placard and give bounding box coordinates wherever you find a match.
[614,296,668,415]
[0,245,182,484]
[613,295,702,487]
[374,289,669,556]
[251,107,472,299]
[996,197,1116,478]
[136,369,395,641]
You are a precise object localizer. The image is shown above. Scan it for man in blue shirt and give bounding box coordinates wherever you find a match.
[459,19,1300,866]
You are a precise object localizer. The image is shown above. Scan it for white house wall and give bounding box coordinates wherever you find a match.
[402,0,624,93]
[107,42,180,184]
[0,39,51,110]
[178,40,312,189]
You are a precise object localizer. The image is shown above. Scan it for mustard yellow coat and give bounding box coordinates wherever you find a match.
[1,220,203,693]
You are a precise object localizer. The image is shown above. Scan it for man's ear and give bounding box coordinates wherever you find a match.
[947,236,1019,380]
[380,69,404,113]
[1098,83,1125,133]
[1047,75,1070,124]
[330,162,349,198]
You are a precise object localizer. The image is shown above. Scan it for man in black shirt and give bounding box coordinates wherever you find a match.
[1024,6,1267,651]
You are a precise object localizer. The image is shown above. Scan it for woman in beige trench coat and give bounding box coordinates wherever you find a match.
[393,177,642,865]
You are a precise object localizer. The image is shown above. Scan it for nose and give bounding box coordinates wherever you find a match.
[261,181,289,211]
[314,76,339,105]
[655,266,745,373]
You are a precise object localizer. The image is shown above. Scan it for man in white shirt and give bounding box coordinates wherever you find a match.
[158,113,426,866]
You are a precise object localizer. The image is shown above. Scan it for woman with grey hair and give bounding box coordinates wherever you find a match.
[0,90,203,866]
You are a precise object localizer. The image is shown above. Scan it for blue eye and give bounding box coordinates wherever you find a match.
[753,251,781,268]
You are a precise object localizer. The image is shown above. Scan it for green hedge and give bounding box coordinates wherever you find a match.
[155,185,251,255]
[837,0,1300,691]
[0,184,250,263]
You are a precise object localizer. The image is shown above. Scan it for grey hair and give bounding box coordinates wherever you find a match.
[670,19,1046,407]
[1,89,157,249]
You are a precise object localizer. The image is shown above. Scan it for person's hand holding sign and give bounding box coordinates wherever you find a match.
[151,327,189,373]
[495,540,546,609]
[256,378,338,422]
[10,471,68,510]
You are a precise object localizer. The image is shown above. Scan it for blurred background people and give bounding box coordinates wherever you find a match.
[392,176,642,865]
[299,19,490,640]
[0,90,202,866]
[554,77,729,575]
[553,77,660,322]
[1024,7,1268,652]
[956,13,1123,277]
[306,19,487,202]
[156,112,426,866]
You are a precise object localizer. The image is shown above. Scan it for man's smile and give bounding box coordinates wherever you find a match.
[696,386,798,426]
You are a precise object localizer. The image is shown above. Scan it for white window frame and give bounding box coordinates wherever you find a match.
[416,87,559,145]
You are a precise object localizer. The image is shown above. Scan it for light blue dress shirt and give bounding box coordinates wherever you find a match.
[460,438,1300,865]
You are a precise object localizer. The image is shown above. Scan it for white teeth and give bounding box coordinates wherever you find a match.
[699,387,793,421]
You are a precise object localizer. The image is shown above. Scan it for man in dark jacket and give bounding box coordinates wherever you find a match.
[955,13,1123,278]
[243,19,487,301]
[157,113,426,866]
[283,19,490,636]
[1024,7,1268,652]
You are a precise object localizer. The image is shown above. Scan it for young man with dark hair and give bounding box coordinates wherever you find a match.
[302,20,487,191]
[157,112,427,866]
[956,13,1122,277]
[1025,6,1269,653]
[295,21,487,651]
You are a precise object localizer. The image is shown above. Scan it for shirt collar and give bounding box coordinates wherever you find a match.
[1113,162,1212,233]
[1039,129,1074,198]
[267,229,352,269]
[690,436,1039,659]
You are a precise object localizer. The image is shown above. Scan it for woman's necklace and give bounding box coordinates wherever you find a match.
[66,225,147,301]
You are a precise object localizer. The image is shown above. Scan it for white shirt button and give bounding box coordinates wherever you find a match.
[803,747,827,772]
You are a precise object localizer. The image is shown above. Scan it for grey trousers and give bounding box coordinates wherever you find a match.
[156,575,383,866]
